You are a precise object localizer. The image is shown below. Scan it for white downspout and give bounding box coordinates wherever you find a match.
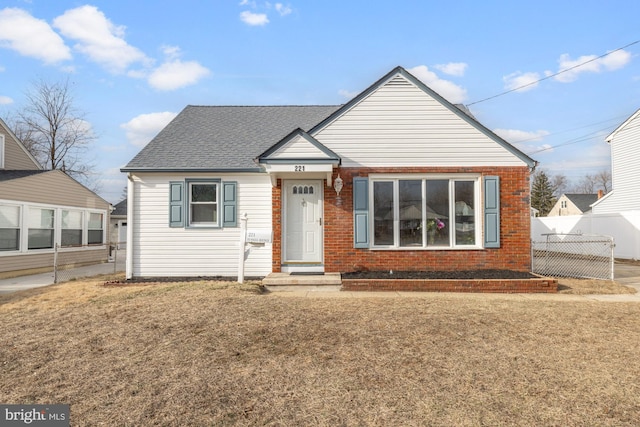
[126,173,134,280]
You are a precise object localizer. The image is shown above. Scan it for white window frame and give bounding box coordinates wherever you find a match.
[61,209,84,247]
[0,204,21,252]
[27,207,55,250]
[187,180,220,228]
[0,134,5,169]
[87,211,105,245]
[369,174,482,250]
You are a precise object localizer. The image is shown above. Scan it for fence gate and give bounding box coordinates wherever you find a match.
[531,234,615,280]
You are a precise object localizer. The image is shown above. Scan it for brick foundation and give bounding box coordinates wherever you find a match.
[342,276,558,293]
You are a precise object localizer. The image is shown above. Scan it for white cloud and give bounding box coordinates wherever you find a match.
[0,7,71,64]
[549,49,632,83]
[494,128,550,143]
[240,10,269,26]
[275,3,293,16]
[53,5,149,73]
[121,112,178,147]
[407,65,467,103]
[338,89,359,99]
[434,62,467,77]
[148,59,210,91]
[0,95,13,104]
[503,71,540,92]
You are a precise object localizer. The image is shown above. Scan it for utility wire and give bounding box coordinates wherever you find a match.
[466,40,640,106]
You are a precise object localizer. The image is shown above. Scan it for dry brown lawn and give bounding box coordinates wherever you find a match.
[2,275,640,426]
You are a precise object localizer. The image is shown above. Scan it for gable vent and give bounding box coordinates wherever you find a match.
[387,75,412,87]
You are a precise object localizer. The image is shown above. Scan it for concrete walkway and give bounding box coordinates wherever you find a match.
[0,260,123,294]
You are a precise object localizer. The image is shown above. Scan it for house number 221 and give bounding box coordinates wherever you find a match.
[294,165,305,171]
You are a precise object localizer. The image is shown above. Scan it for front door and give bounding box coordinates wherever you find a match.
[284,180,323,265]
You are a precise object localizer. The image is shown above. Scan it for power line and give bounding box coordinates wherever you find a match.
[466,40,640,106]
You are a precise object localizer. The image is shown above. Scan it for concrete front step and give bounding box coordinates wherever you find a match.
[262,272,342,288]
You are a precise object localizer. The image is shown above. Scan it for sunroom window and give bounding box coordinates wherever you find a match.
[28,208,54,250]
[62,210,83,246]
[88,212,104,244]
[371,176,479,249]
[0,205,20,251]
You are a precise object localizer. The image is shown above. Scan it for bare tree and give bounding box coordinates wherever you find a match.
[550,173,569,197]
[11,78,96,186]
[572,169,612,194]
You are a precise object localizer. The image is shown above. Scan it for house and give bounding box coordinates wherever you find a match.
[592,108,640,214]
[0,118,111,278]
[109,198,127,249]
[547,193,599,216]
[122,66,536,283]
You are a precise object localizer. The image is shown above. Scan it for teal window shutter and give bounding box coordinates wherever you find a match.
[353,177,369,248]
[222,181,237,227]
[169,181,184,228]
[483,176,500,248]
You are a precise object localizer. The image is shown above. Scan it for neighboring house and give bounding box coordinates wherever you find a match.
[547,193,599,216]
[109,198,127,248]
[122,66,536,280]
[0,118,111,278]
[592,108,640,214]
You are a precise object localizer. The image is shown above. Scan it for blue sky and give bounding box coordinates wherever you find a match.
[1,0,639,203]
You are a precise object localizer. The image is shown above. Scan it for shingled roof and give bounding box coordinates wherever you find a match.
[122,105,342,172]
[564,193,599,213]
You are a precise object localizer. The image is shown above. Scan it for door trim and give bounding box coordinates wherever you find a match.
[282,179,324,272]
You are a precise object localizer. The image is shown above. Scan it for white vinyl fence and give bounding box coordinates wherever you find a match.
[532,211,640,260]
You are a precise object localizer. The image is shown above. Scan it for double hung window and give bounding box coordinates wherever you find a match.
[88,212,104,244]
[62,210,83,246]
[371,176,479,249]
[0,205,20,251]
[28,208,55,249]
[189,182,219,226]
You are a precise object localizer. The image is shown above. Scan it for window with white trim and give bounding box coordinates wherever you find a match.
[62,210,83,247]
[28,208,55,249]
[188,181,219,226]
[0,134,5,169]
[0,205,20,251]
[88,212,104,244]
[371,176,479,248]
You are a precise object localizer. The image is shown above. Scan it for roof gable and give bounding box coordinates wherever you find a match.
[563,193,599,212]
[606,108,640,142]
[308,67,536,168]
[0,117,42,170]
[257,128,340,164]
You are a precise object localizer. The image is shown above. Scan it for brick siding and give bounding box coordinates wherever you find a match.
[273,166,532,276]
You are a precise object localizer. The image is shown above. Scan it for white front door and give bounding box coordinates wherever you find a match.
[284,180,323,264]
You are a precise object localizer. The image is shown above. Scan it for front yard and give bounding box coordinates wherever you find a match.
[1,275,640,426]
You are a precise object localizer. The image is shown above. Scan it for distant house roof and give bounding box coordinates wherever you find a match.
[112,199,127,217]
[122,105,342,172]
[564,193,599,213]
[0,170,47,182]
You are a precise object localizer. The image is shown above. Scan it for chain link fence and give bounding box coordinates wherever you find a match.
[53,242,126,283]
[531,234,615,280]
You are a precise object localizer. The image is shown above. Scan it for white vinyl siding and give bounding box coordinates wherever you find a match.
[130,173,273,277]
[314,75,527,168]
[269,135,332,159]
[593,111,640,214]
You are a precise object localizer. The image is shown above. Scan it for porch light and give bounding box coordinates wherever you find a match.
[333,174,343,196]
